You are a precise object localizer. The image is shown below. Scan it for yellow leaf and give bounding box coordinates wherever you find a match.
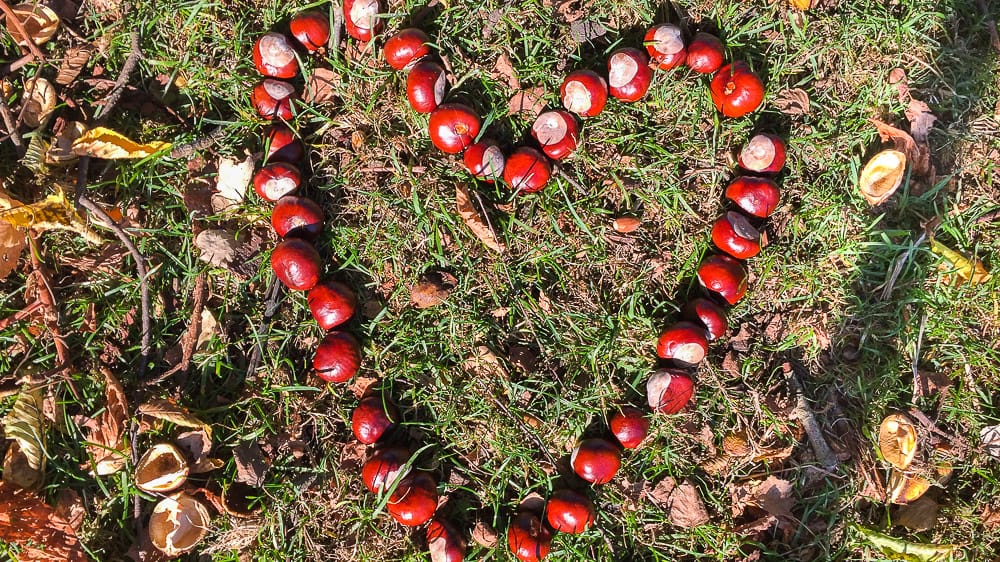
[0,188,100,244]
[3,388,47,490]
[788,0,812,9]
[0,188,27,280]
[71,126,171,159]
[138,399,212,440]
[930,239,991,286]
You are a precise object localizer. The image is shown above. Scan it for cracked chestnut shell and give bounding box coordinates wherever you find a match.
[149,493,211,557]
[308,280,357,330]
[428,103,481,154]
[406,60,447,113]
[697,254,748,305]
[313,331,361,383]
[682,298,728,341]
[271,195,324,239]
[271,238,321,291]
[711,62,765,118]
[463,139,506,182]
[508,510,553,562]
[609,406,649,449]
[344,0,382,42]
[503,147,551,193]
[290,10,330,53]
[427,517,467,562]
[711,211,761,260]
[645,23,686,70]
[560,69,608,118]
[686,32,724,74]
[251,79,297,120]
[725,176,780,218]
[545,489,595,534]
[388,471,439,527]
[531,110,578,161]
[607,47,652,102]
[656,321,710,366]
[385,28,431,70]
[362,446,411,493]
[739,133,786,174]
[571,437,621,485]
[253,32,299,78]
[253,162,301,202]
[647,368,694,414]
[351,394,398,444]
[264,123,305,163]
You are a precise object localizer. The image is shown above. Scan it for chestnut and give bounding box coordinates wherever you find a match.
[344,0,382,42]
[388,471,438,527]
[545,489,595,534]
[463,139,506,182]
[725,176,780,218]
[682,298,728,341]
[711,211,761,260]
[570,437,621,485]
[656,321,710,366]
[313,331,361,383]
[645,23,686,70]
[308,280,357,330]
[264,124,305,163]
[253,32,299,79]
[710,62,765,118]
[646,368,694,414]
[503,147,551,194]
[427,517,467,562]
[685,32,724,74]
[290,10,330,53]
[352,394,398,444]
[607,47,652,102]
[361,446,411,493]
[406,60,447,113]
[428,103,481,154]
[739,133,786,174]
[384,28,431,70]
[253,162,301,202]
[270,238,321,291]
[251,79,297,120]
[609,406,649,449]
[530,110,579,161]
[560,69,608,118]
[507,511,553,562]
[271,195,324,240]
[697,254,748,305]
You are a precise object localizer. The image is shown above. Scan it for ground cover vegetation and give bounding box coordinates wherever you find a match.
[1,0,999,560]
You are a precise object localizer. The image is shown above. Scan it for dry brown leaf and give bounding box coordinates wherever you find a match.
[233,441,268,487]
[56,46,94,86]
[895,496,939,531]
[348,376,378,399]
[6,4,60,47]
[305,68,339,104]
[507,86,547,118]
[54,489,86,532]
[410,271,457,308]
[667,479,710,528]
[471,520,498,548]
[138,399,212,440]
[492,53,520,90]
[456,185,505,253]
[774,88,810,115]
[981,425,1000,460]
[215,155,253,204]
[751,476,794,519]
[83,369,128,476]
[869,118,932,177]
[647,476,676,504]
[983,504,1000,529]
[555,0,585,22]
[0,188,27,280]
[46,121,88,165]
[176,430,221,474]
[569,19,607,43]
[194,229,238,268]
[0,482,88,561]
[463,346,509,382]
[3,388,47,490]
[889,68,910,103]
[905,99,937,144]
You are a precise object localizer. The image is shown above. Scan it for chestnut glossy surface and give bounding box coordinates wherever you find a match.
[344,0,381,42]
[725,176,780,218]
[531,110,578,161]
[711,211,761,260]
[610,406,649,449]
[352,394,398,444]
[571,437,621,485]
[388,471,438,527]
[646,368,694,414]
[739,134,786,174]
[253,32,299,79]
[290,10,330,52]
[682,298,729,341]
[656,321,710,366]
[463,139,506,182]
[710,62,765,118]
[645,23,686,70]
[427,517,467,562]
[252,79,296,120]
[686,32,724,74]
[607,47,652,102]
[270,238,321,291]
[428,103,481,154]
[362,446,411,493]
[508,511,553,562]
[264,124,305,163]
[560,69,608,118]
[545,489,595,534]
[697,254,748,305]
[385,28,431,70]
[308,280,357,330]
[254,162,301,202]
[406,60,447,113]
[503,147,551,193]
[271,195,324,239]
[313,331,362,383]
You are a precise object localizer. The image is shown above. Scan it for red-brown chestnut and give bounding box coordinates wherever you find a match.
[428,518,467,562]
[725,176,780,218]
[464,139,506,182]
[571,438,621,485]
[609,406,649,449]
[645,23,686,70]
[388,471,438,527]
[608,48,653,102]
[253,32,299,79]
[352,394,398,444]
[313,331,362,383]
[682,298,728,341]
[508,511,553,562]
[739,134,786,174]
[385,28,431,70]
[406,60,447,113]
[646,368,694,414]
[686,32,724,74]
[271,238,321,291]
[560,69,608,118]
[428,103,481,154]
[711,62,764,118]
[711,211,761,260]
[344,0,381,42]
[264,124,305,163]
[253,162,301,202]
[531,110,579,161]
[252,79,297,120]
[308,280,357,330]
[271,195,324,240]
[656,321,710,366]
[504,147,551,193]
[545,489,595,534]
[362,446,411,493]
[290,11,330,53]
[697,254,748,305]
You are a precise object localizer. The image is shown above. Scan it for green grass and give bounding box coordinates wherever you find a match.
[2,0,1000,560]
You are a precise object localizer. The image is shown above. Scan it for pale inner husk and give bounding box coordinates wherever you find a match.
[859,149,906,205]
[149,494,211,556]
[135,443,189,493]
[878,413,918,470]
[608,53,638,88]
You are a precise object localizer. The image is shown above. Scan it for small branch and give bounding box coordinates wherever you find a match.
[0,53,35,79]
[786,366,840,471]
[484,392,561,470]
[93,32,142,124]
[0,1,46,60]
[330,2,343,59]
[169,126,225,159]
[26,236,70,366]
[554,165,588,193]
[0,94,23,152]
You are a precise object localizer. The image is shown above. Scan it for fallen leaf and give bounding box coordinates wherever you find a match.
[410,271,457,308]
[0,482,88,561]
[774,88,810,115]
[6,4,60,47]
[492,53,520,90]
[304,68,339,104]
[175,430,221,474]
[980,425,1000,460]
[930,238,991,286]
[471,520,498,548]
[46,121,89,165]
[3,388,47,490]
[870,118,932,177]
[463,346,509,382]
[54,489,86,532]
[72,126,171,159]
[666,479,710,528]
[555,0,585,22]
[83,369,129,476]
[0,188,27,280]
[0,188,101,244]
[233,441,268,487]
[56,45,94,86]
[888,68,910,103]
[569,19,606,43]
[854,525,962,562]
[788,0,813,9]
[507,86,547,118]
[138,399,212,440]
[194,229,238,268]
[215,155,253,204]
[905,99,936,144]
[456,185,505,253]
[646,476,677,505]
[348,376,378,399]
[983,504,1000,529]
[751,476,794,519]
[895,496,939,531]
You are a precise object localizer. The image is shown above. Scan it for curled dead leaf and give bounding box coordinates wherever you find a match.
[83,369,128,476]
[7,4,60,47]
[859,149,906,206]
[774,88,810,115]
[56,46,94,86]
[194,229,238,268]
[3,388,47,490]
[137,399,212,439]
[456,185,505,253]
[507,87,547,118]
[410,271,457,308]
[0,482,88,561]
[46,121,88,165]
[72,126,171,159]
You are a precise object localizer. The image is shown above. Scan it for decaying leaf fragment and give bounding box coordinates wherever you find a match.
[6,4,60,47]
[3,388,47,490]
[854,524,962,562]
[215,155,254,204]
[456,185,505,253]
[0,188,100,244]
[930,239,991,287]
[82,369,129,476]
[859,150,906,206]
[879,413,918,470]
[0,482,88,561]
[46,121,89,165]
[138,399,213,440]
[72,126,171,159]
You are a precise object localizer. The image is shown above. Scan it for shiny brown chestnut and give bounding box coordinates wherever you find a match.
[253,32,299,79]
[290,10,330,53]
[697,254,748,305]
[503,147,551,194]
[571,437,621,485]
[253,162,301,202]
[352,394,398,444]
[344,0,381,42]
[308,280,357,330]
[427,517,467,562]
[560,69,608,118]
[313,331,361,383]
[508,511,553,562]
[646,368,694,414]
[739,134,787,174]
[656,321,710,366]
[710,62,764,118]
[463,139,506,182]
[645,23,686,70]
[388,471,438,527]
[609,406,649,449]
[607,48,653,102]
[682,298,728,341]
[428,103,481,154]
[264,124,305,163]
[385,28,431,70]
[725,176,780,218]
[711,211,761,260]
[270,238,321,291]
[406,60,447,113]
[531,110,578,161]
[686,32,724,74]
[271,195,324,239]
[361,446,411,493]
[545,489,595,534]
[251,79,296,120]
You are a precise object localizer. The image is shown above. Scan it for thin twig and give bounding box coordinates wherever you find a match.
[169,126,225,159]
[911,313,928,400]
[0,1,46,60]
[246,280,283,377]
[330,2,343,60]
[26,236,69,366]
[786,365,839,471]
[144,274,207,386]
[0,300,42,331]
[0,94,23,152]
[483,392,560,470]
[93,32,142,123]
[0,53,35,79]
